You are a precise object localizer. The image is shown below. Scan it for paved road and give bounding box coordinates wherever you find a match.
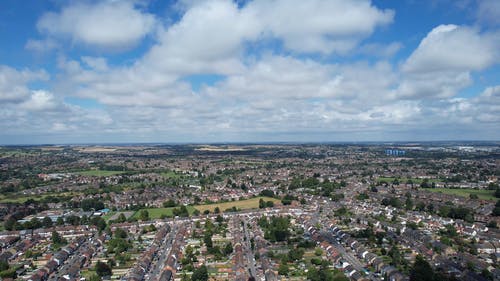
[146,224,176,281]
[242,220,257,278]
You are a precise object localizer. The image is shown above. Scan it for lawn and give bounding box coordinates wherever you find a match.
[76,170,128,177]
[132,206,197,219]
[193,196,281,213]
[0,192,74,204]
[425,188,496,200]
[377,177,443,184]
[160,171,182,179]
[133,196,280,219]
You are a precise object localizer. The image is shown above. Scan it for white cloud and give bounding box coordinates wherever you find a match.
[0,66,48,102]
[403,25,497,73]
[37,1,156,50]
[20,90,59,111]
[397,24,498,99]
[246,0,394,54]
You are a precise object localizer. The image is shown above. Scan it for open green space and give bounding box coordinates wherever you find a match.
[133,196,280,219]
[160,171,182,179]
[0,192,74,204]
[194,196,280,213]
[425,188,496,200]
[377,177,443,184]
[76,170,128,177]
[132,206,197,219]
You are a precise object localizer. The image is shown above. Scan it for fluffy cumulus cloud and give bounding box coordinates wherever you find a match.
[246,0,394,54]
[403,25,497,73]
[0,66,48,102]
[397,25,499,99]
[2,0,499,143]
[36,1,156,50]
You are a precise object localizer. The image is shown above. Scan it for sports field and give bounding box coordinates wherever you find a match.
[76,170,128,177]
[133,196,280,219]
[425,188,495,200]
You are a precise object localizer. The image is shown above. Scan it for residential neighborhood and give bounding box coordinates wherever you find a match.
[0,143,499,281]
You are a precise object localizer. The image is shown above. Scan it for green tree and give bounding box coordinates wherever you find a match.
[259,198,266,209]
[42,216,53,228]
[495,188,500,198]
[224,243,233,255]
[278,263,289,276]
[163,199,177,207]
[492,200,500,216]
[191,265,208,281]
[95,261,112,277]
[139,210,149,221]
[409,255,434,281]
[4,217,16,231]
[51,230,66,245]
[204,233,213,248]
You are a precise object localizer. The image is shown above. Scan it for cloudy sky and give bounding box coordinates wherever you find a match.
[0,0,499,144]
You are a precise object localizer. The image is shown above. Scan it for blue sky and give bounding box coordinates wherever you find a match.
[0,0,499,144]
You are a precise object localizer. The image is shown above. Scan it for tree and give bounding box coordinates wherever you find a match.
[409,255,434,281]
[4,217,16,231]
[278,263,289,276]
[204,233,213,248]
[51,230,65,245]
[495,188,500,198]
[163,199,177,208]
[493,200,500,216]
[95,261,112,277]
[224,243,233,255]
[0,260,9,271]
[469,194,479,199]
[56,216,64,226]
[139,210,149,221]
[260,190,275,197]
[114,228,128,239]
[288,247,305,261]
[90,216,107,231]
[214,207,220,214]
[259,198,266,209]
[191,265,208,281]
[116,213,126,223]
[216,215,224,224]
[42,216,53,228]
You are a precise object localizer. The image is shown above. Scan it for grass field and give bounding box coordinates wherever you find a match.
[425,188,496,200]
[76,170,128,177]
[160,171,182,179]
[133,196,280,219]
[0,192,74,203]
[194,196,280,213]
[132,206,197,219]
[378,177,443,184]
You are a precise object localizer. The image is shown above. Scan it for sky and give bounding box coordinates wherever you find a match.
[0,0,499,144]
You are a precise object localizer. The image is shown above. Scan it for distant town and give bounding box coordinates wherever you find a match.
[0,142,499,281]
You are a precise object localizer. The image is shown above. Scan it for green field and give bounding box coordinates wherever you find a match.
[425,188,496,200]
[377,177,442,184]
[0,192,74,204]
[76,170,128,177]
[132,206,197,219]
[194,196,280,213]
[160,171,182,179]
[133,196,280,219]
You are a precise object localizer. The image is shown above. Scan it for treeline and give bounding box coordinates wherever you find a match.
[4,214,106,231]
